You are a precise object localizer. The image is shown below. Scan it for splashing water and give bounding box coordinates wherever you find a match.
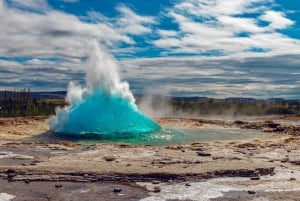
[48,40,161,136]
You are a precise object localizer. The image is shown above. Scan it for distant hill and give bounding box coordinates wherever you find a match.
[225,97,257,102]
[29,91,66,99]
[0,91,299,103]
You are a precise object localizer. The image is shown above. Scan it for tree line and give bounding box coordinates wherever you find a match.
[1,89,299,117]
[171,98,300,116]
[0,88,64,117]
[136,96,300,117]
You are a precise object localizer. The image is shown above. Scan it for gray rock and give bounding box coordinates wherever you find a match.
[103,156,116,162]
[153,186,161,193]
[197,151,211,157]
[113,188,122,193]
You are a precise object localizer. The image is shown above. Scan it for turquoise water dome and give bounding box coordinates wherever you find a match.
[49,40,161,136]
[53,90,160,135]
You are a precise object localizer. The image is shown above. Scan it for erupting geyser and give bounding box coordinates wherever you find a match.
[48,40,161,136]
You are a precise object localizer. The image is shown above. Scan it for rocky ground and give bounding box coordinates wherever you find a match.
[0,116,300,200]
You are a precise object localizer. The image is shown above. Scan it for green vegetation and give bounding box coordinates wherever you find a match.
[136,96,300,117]
[1,90,299,117]
[171,98,300,116]
[0,88,65,117]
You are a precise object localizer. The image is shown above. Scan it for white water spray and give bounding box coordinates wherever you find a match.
[48,40,160,135]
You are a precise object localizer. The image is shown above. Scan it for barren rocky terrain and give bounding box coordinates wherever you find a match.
[0,116,300,200]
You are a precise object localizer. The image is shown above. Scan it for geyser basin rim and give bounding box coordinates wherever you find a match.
[54,128,163,137]
[45,127,275,147]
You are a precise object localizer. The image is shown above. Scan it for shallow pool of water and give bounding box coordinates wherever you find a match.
[34,127,276,146]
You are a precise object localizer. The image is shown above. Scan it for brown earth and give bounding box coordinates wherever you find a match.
[0,116,300,200]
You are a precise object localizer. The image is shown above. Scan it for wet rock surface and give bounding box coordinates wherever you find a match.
[0,178,147,201]
[211,191,300,201]
[0,116,300,200]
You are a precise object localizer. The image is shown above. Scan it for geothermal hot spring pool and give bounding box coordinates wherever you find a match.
[34,126,275,146]
[39,41,275,146]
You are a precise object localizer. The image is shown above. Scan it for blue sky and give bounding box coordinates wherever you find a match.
[0,0,300,99]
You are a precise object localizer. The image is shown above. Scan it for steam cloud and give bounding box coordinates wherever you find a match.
[48,40,160,135]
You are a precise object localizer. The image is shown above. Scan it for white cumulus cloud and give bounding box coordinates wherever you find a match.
[154,0,300,58]
[116,5,156,35]
[261,11,294,29]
